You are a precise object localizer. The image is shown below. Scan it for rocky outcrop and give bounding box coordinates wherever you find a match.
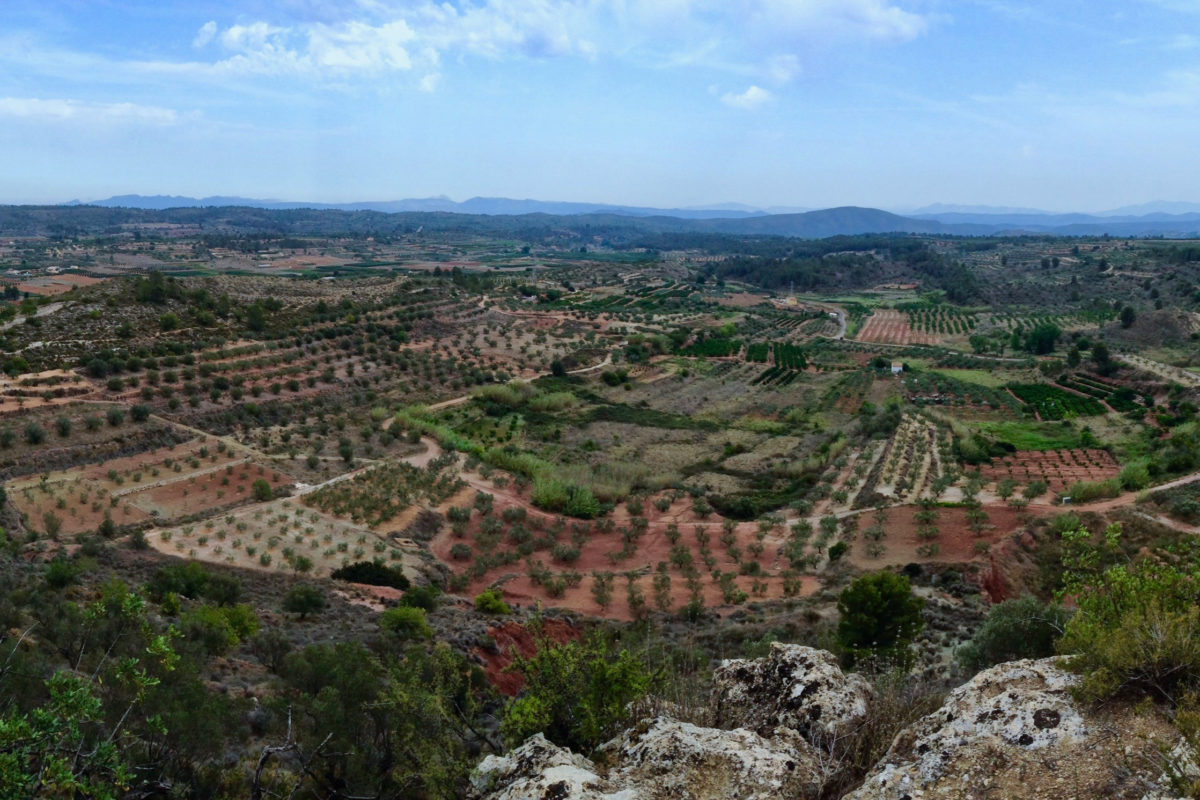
[846,657,1109,800]
[471,718,822,800]
[604,716,822,799]
[714,643,872,741]
[470,734,624,800]
[474,648,1186,800]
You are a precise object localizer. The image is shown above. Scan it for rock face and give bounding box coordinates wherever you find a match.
[714,642,872,741]
[473,648,1184,800]
[470,734,626,800]
[846,658,1090,799]
[606,716,821,799]
[471,718,821,800]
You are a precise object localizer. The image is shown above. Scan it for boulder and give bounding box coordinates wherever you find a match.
[605,716,822,800]
[471,734,629,800]
[714,643,872,741]
[846,657,1090,799]
[471,717,823,800]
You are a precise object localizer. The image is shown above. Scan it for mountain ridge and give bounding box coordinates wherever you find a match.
[20,197,1200,239]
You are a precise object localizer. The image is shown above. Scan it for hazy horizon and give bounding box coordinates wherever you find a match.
[3,1,1200,211]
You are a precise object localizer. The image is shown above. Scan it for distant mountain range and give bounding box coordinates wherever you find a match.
[66,194,786,220]
[42,195,1200,239]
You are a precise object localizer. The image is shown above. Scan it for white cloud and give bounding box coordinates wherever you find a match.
[307,20,414,71]
[0,1,931,96]
[193,21,218,49]
[0,97,180,125]
[745,0,926,43]
[162,0,930,84]
[721,85,772,109]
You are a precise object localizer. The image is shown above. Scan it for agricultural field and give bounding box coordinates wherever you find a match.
[977,448,1121,494]
[856,308,942,345]
[0,232,1193,622]
[5,222,1200,693]
[9,213,1200,797]
[7,435,294,537]
[1008,383,1107,420]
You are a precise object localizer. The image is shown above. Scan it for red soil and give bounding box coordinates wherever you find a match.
[856,310,940,346]
[476,618,581,695]
[430,482,818,620]
[977,449,1119,493]
[845,502,1047,570]
[130,463,294,518]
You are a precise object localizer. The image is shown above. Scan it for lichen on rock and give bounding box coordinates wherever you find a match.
[846,657,1089,799]
[714,642,872,742]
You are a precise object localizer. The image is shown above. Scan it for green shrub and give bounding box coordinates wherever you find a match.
[282,584,327,619]
[474,588,511,615]
[180,603,259,655]
[148,562,212,600]
[44,556,84,589]
[501,632,652,752]
[400,584,441,611]
[836,572,924,666]
[1118,461,1150,491]
[330,561,410,590]
[1058,522,1200,703]
[956,595,1070,673]
[1063,478,1120,503]
[380,606,433,640]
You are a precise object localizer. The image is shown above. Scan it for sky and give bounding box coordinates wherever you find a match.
[2,1,1200,212]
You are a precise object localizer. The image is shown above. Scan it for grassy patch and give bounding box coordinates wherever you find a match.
[586,403,719,431]
[975,421,1083,451]
[932,369,1006,388]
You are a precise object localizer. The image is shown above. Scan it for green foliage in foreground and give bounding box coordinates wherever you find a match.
[956,595,1071,673]
[1058,523,1200,704]
[1,559,499,799]
[502,630,654,752]
[836,572,925,666]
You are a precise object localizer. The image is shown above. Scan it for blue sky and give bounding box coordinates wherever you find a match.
[1,0,1199,211]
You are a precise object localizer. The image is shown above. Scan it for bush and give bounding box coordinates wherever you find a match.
[837,572,924,665]
[380,606,433,640]
[400,584,441,611]
[283,584,328,619]
[956,595,1071,673]
[1058,522,1200,703]
[106,408,125,427]
[501,632,652,752]
[1118,461,1150,491]
[44,556,84,589]
[1063,478,1120,503]
[180,603,259,655]
[330,561,411,590]
[251,478,273,502]
[531,478,601,518]
[148,562,212,600]
[474,588,511,615]
[24,423,45,445]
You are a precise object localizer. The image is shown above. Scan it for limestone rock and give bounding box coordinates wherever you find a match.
[606,716,822,800]
[714,642,872,741]
[471,717,823,800]
[846,657,1089,799]
[471,733,630,800]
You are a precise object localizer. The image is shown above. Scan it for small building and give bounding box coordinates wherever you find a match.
[891,363,904,375]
